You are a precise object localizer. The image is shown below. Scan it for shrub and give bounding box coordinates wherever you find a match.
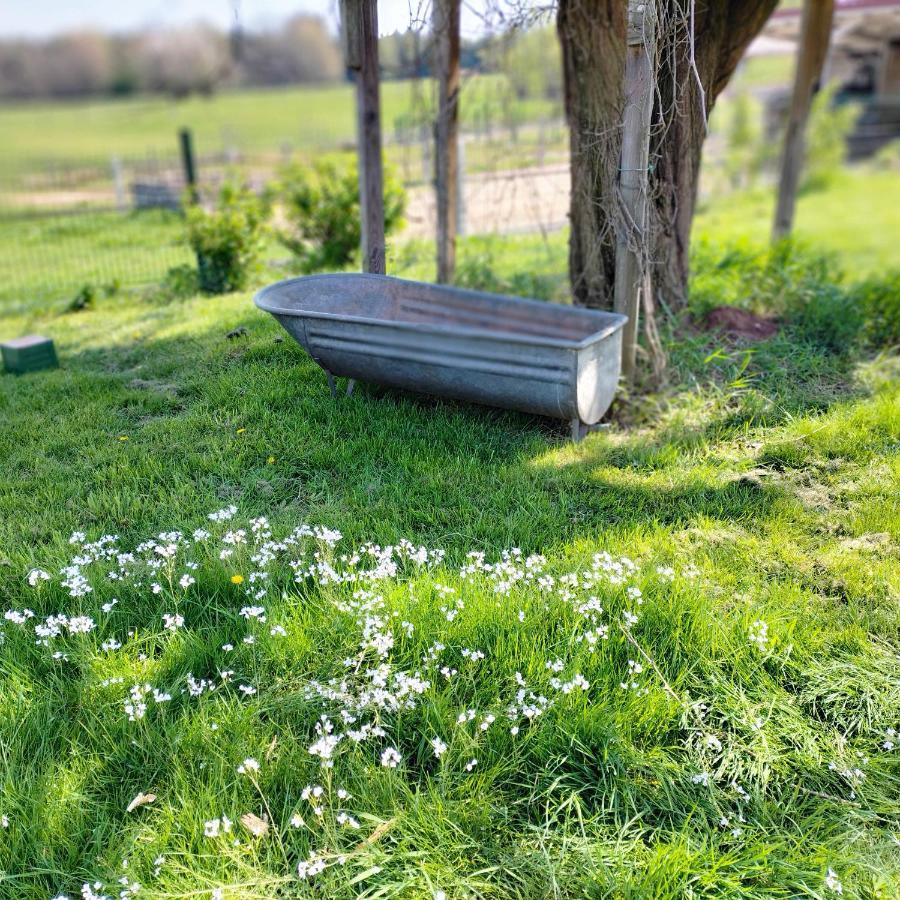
[147,264,200,303]
[185,183,268,294]
[690,240,900,354]
[871,138,900,173]
[851,271,900,349]
[453,250,559,301]
[784,279,863,354]
[275,156,406,273]
[68,283,98,311]
[803,85,858,193]
[689,239,840,320]
[723,92,764,190]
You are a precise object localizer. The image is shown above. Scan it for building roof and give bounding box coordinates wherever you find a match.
[750,0,900,60]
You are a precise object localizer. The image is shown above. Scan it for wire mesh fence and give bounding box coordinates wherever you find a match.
[0,118,572,308]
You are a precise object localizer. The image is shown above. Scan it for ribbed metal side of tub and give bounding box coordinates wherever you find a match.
[272,313,579,421]
[255,274,627,428]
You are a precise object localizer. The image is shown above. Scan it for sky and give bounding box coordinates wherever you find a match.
[0,0,493,39]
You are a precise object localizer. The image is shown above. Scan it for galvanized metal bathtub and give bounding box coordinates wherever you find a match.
[254,273,627,439]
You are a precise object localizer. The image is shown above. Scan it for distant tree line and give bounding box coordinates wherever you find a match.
[0,17,562,103]
[0,16,342,100]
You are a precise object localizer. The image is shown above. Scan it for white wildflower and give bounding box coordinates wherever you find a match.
[825,868,843,894]
[380,747,402,768]
[748,619,769,652]
[27,569,51,586]
[162,613,184,631]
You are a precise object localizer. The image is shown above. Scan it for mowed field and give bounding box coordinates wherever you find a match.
[0,53,796,176]
[0,76,558,175]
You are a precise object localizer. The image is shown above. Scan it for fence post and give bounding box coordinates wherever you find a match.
[340,0,386,275]
[111,156,126,212]
[613,0,657,384]
[179,127,198,203]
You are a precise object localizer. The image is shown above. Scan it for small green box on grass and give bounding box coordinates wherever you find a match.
[1,335,58,374]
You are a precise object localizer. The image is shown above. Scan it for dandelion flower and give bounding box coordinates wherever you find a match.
[230,574,244,585]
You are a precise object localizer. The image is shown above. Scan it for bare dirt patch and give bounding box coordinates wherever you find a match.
[704,307,779,341]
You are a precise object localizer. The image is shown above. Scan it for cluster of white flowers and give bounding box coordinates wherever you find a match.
[828,754,868,800]
[12,508,884,896]
[162,612,184,631]
[204,815,233,837]
[380,747,402,768]
[207,505,238,522]
[747,619,769,652]
[27,568,51,586]
[124,683,171,721]
[619,659,645,692]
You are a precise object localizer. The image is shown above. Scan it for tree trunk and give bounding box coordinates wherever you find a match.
[558,0,625,309]
[434,0,461,284]
[559,0,779,310]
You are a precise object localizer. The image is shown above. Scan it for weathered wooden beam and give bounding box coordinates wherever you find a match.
[613,0,657,383]
[433,0,461,284]
[340,0,386,274]
[772,0,835,242]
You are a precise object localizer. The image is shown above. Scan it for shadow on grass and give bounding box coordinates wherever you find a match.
[3,298,870,563]
[1,304,891,895]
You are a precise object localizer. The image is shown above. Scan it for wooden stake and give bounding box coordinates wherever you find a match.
[614,1,657,383]
[341,0,386,274]
[772,0,835,242]
[179,128,198,204]
[433,0,461,284]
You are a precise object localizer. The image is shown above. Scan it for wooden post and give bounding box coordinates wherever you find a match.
[772,0,835,242]
[457,136,466,239]
[434,0,461,284]
[179,128,198,203]
[341,0,386,274]
[613,1,657,383]
[111,156,126,212]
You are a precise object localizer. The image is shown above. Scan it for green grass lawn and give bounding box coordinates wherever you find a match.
[0,173,898,897]
[696,171,900,278]
[0,76,557,176]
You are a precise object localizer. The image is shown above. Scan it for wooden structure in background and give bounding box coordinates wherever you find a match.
[179,128,198,203]
[772,0,836,241]
[613,0,657,383]
[340,0,386,274]
[433,0,461,284]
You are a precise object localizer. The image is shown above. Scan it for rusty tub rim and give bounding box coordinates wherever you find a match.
[254,273,628,351]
